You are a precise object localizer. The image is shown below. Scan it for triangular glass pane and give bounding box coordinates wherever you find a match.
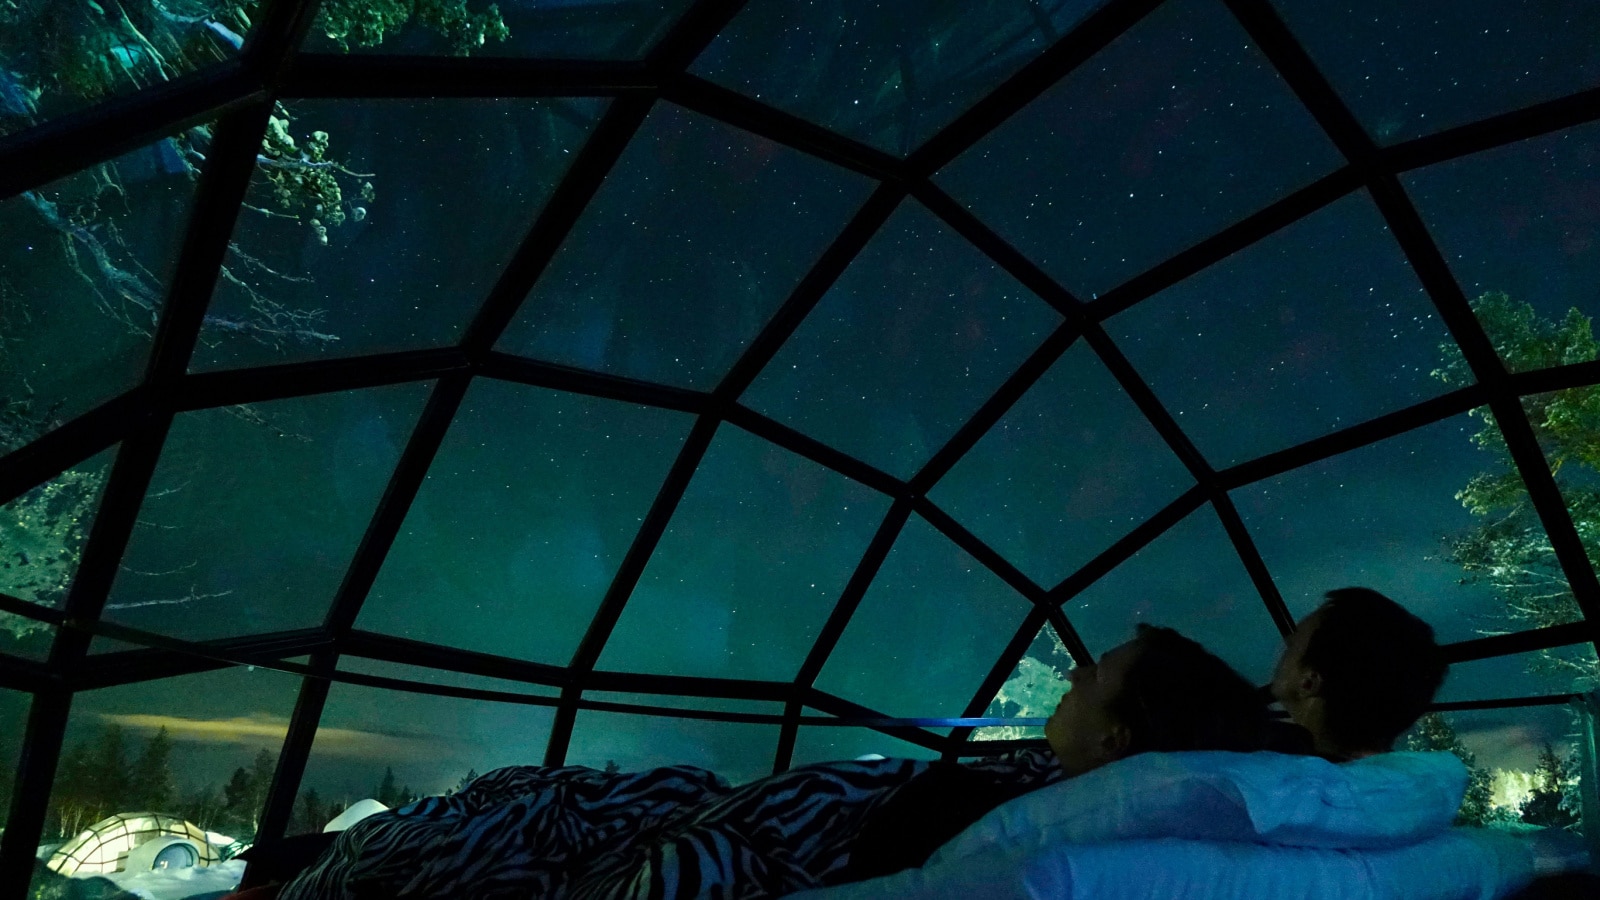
[500,103,876,389]
[305,0,697,59]
[358,379,694,664]
[102,382,432,644]
[1,448,115,624]
[32,665,300,865]
[790,711,942,767]
[1273,0,1600,144]
[568,698,782,786]
[1,139,199,455]
[973,622,1074,742]
[1065,505,1282,685]
[693,0,1111,156]
[744,199,1061,479]
[599,425,890,680]
[931,341,1195,588]
[937,0,1342,299]
[1405,120,1600,373]
[815,514,1034,719]
[1236,410,1579,646]
[294,681,555,835]
[0,10,251,141]
[193,99,604,372]
[1437,645,1598,704]
[1108,191,1452,466]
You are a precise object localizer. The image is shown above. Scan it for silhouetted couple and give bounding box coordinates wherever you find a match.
[841,587,1449,879]
[274,588,1450,899]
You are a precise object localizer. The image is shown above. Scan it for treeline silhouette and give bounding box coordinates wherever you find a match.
[47,724,427,842]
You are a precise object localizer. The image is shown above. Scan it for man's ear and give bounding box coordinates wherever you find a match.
[1099,723,1134,761]
[1299,669,1323,699]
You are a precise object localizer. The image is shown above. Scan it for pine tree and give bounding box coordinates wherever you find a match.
[87,724,131,814]
[1522,743,1579,829]
[451,769,479,795]
[1406,713,1497,826]
[128,727,175,811]
[376,766,398,806]
[249,747,277,820]
[603,760,620,776]
[297,787,328,834]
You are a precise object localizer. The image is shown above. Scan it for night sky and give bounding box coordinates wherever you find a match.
[4,0,1600,829]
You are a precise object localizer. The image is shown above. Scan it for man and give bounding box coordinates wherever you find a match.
[1271,587,1449,760]
[842,623,1269,879]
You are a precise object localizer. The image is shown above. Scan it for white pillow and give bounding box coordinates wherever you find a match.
[790,829,1535,900]
[929,750,1467,867]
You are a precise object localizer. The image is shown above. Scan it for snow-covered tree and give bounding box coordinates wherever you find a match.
[1432,292,1600,687]
[1406,713,1499,827]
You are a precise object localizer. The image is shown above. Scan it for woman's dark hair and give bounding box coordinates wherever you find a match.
[1108,624,1270,755]
[1301,588,1447,751]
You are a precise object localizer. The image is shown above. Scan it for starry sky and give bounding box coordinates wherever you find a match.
[4,0,1600,825]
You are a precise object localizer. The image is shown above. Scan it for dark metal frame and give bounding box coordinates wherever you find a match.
[4,0,1600,885]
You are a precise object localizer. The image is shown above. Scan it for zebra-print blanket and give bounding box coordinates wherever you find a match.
[278,750,1062,900]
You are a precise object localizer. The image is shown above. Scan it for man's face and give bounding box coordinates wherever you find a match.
[1044,639,1142,777]
[1271,606,1327,706]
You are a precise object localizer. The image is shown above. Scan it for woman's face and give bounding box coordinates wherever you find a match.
[1044,640,1142,777]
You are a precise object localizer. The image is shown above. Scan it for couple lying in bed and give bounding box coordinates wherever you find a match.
[270,588,1448,899]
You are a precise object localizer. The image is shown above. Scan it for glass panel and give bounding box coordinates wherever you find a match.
[0,141,197,455]
[600,425,890,680]
[1066,504,1282,685]
[358,380,693,664]
[1235,411,1555,646]
[1273,0,1600,144]
[336,656,562,697]
[103,383,431,644]
[743,199,1062,479]
[1,447,115,628]
[306,0,696,59]
[931,341,1195,588]
[1437,645,1599,704]
[567,708,780,785]
[790,712,942,767]
[1404,708,1585,831]
[974,622,1074,741]
[34,664,300,891]
[937,0,1341,299]
[500,103,875,389]
[1108,191,1451,466]
[815,514,1034,719]
[0,687,27,833]
[193,99,603,371]
[0,4,253,140]
[296,681,555,835]
[1405,121,1600,372]
[693,0,1110,156]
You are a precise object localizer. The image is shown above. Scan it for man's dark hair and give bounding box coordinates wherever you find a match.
[1301,587,1448,751]
[1109,624,1269,755]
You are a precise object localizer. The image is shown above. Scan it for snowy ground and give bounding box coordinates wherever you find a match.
[95,858,244,900]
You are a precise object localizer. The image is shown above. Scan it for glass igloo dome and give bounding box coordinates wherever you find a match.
[3,0,1599,894]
